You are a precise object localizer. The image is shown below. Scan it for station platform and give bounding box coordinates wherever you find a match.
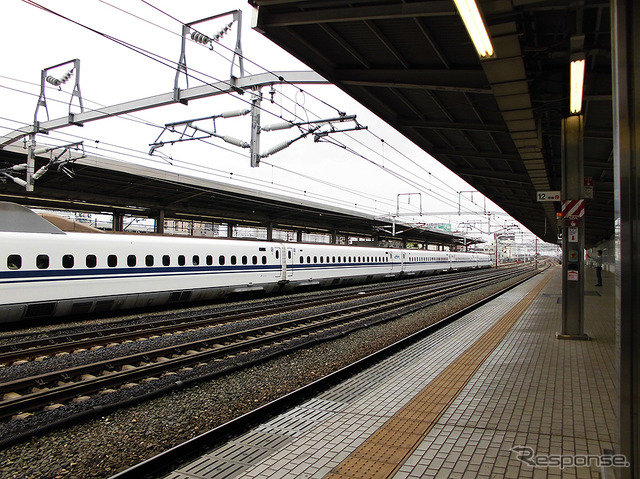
[165,266,617,479]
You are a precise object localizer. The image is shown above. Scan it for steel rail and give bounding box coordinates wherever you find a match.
[110,267,546,479]
[0,268,502,363]
[0,268,528,420]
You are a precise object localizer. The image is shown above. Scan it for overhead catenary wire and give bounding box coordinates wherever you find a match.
[0,75,392,213]
[0,114,399,218]
[19,0,308,127]
[9,0,518,235]
[129,1,498,220]
[17,0,463,209]
[98,0,250,76]
[137,0,346,118]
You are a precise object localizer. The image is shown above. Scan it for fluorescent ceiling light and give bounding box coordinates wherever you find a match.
[453,0,494,59]
[570,57,585,114]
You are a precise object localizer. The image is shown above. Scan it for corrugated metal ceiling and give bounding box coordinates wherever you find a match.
[251,0,613,246]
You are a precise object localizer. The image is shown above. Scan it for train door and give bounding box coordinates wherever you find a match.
[285,247,295,278]
[389,250,402,273]
[274,245,286,280]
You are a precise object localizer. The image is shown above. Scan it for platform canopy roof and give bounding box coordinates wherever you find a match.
[250,0,614,246]
[0,145,477,247]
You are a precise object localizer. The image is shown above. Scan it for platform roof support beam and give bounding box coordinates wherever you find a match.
[612,0,640,475]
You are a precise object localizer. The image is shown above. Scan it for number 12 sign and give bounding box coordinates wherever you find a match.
[537,191,561,202]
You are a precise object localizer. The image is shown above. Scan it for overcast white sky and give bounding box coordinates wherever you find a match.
[0,0,544,245]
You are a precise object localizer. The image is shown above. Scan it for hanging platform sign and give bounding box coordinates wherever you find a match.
[537,191,561,202]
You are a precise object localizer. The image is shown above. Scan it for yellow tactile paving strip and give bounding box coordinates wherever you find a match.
[325,273,554,479]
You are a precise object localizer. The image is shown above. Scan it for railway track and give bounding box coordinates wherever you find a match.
[0,268,505,363]
[0,264,540,441]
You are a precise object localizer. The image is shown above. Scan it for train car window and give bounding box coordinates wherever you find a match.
[261,256,267,264]
[242,256,248,265]
[145,255,154,267]
[275,250,280,259]
[231,255,237,265]
[206,255,213,266]
[320,256,324,263]
[300,256,304,264]
[314,256,317,263]
[108,255,118,267]
[326,256,330,263]
[7,255,21,270]
[252,256,258,265]
[178,255,186,266]
[63,254,74,269]
[192,255,200,266]
[332,256,336,263]
[307,256,311,263]
[86,255,97,268]
[127,255,137,267]
[219,255,225,265]
[337,256,341,263]
[259,247,266,252]
[288,251,292,259]
[162,255,170,266]
[36,254,49,269]
[348,256,351,263]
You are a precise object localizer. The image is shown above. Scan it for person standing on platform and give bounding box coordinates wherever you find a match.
[594,250,603,286]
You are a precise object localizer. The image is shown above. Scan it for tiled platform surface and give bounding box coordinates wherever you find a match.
[165,266,617,479]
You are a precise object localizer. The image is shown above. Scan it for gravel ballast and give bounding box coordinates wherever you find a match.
[0,272,535,478]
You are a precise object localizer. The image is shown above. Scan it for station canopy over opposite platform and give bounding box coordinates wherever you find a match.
[0,144,477,248]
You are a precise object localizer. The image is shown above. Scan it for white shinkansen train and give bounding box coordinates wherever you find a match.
[0,202,491,323]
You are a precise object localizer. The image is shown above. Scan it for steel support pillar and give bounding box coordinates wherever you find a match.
[558,115,588,340]
[250,90,262,167]
[155,209,165,235]
[26,134,35,192]
[612,0,640,474]
[112,212,124,232]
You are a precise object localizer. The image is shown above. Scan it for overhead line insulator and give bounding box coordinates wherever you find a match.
[190,31,211,45]
[221,109,250,118]
[262,121,294,131]
[222,136,250,148]
[261,139,294,158]
[45,69,74,87]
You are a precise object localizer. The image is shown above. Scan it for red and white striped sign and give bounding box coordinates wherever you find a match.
[562,199,585,218]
